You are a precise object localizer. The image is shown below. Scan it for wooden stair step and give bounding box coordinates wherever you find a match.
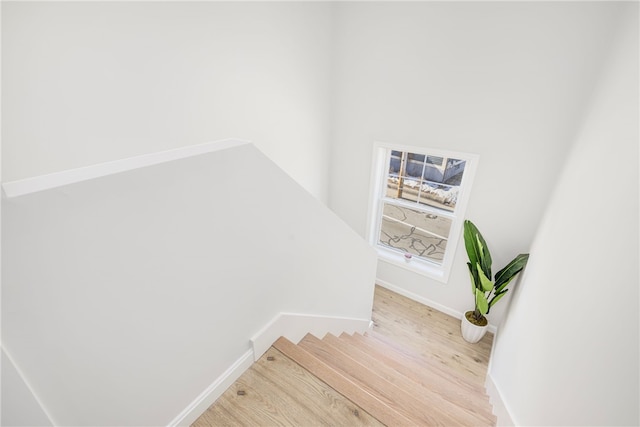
[200,346,384,427]
[328,332,492,426]
[252,347,383,426]
[340,332,496,424]
[203,369,302,425]
[218,355,323,425]
[299,333,464,426]
[365,329,493,412]
[273,336,416,426]
[198,398,245,426]
[359,330,489,397]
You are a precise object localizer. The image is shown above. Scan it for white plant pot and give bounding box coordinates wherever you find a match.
[461,311,488,343]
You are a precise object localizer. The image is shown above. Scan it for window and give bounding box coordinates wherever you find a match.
[368,142,478,282]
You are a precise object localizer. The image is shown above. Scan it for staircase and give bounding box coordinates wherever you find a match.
[274,331,495,426]
[193,286,496,426]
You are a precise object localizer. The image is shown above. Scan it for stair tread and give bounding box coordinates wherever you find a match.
[200,400,245,426]
[299,333,465,426]
[253,347,384,426]
[273,336,416,426]
[338,332,496,424]
[360,330,490,397]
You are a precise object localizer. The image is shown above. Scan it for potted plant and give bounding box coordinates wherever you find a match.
[461,220,529,343]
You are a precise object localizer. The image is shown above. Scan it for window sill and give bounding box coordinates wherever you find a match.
[376,247,447,284]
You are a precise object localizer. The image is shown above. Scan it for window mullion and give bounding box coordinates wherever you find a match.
[416,156,428,205]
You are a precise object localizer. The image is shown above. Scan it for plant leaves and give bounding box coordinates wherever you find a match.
[477,262,493,292]
[495,254,529,292]
[475,288,488,315]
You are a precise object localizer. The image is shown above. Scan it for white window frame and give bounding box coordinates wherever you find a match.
[367,141,479,283]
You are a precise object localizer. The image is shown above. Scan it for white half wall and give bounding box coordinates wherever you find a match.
[329,2,624,327]
[1,2,333,201]
[488,4,639,425]
[2,142,377,426]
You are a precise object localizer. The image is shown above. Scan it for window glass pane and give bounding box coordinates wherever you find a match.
[385,151,465,212]
[378,203,452,264]
[389,152,401,175]
[426,156,443,166]
[410,153,425,163]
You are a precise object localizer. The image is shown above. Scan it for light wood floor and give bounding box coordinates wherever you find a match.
[192,285,495,426]
[371,286,493,388]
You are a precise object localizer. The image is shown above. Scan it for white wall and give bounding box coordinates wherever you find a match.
[1,350,53,427]
[489,4,639,425]
[329,2,624,325]
[2,143,377,426]
[2,2,333,201]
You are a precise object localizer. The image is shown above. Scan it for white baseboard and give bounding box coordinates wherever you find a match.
[375,278,498,334]
[251,312,372,361]
[167,349,254,427]
[485,373,516,426]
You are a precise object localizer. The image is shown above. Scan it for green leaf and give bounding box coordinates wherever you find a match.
[466,220,492,280]
[494,275,515,294]
[475,288,488,315]
[475,234,484,264]
[467,262,478,294]
[495,254,529,291]
[488,290,508,311]
[463,221,481,272]
[477,263,493,292]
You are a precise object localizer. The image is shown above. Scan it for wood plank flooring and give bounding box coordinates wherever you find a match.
[192,285,495,426]
[371,286,493,388]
